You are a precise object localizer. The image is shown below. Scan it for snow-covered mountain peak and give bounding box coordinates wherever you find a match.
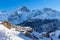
[19,6,30,12]
[0,11,6,15]
[43,8,52,11]
[1,6,60,40]
[43,8,57,15]
[7,7,60,25]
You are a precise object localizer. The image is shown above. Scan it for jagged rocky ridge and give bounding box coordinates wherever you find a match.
[1,6,60,33]
[17,19,60,33]
[8,6,60,33]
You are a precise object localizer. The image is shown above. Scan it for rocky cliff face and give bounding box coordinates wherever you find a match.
[17,19,60,33]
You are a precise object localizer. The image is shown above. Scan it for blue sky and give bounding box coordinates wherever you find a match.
[0,0,60,11]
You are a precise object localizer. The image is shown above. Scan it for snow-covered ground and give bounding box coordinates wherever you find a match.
[0,7,60,40]
[0,21,60,40]
[0,23,32,40]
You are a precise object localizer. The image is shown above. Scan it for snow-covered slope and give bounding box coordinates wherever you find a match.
[6,7,60,33]
[0,6,60,24]
[0,22,33,40]
[0,23,24,40]
[1,6,60,40]
[0,11,11,22]
[7,7,60,25]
